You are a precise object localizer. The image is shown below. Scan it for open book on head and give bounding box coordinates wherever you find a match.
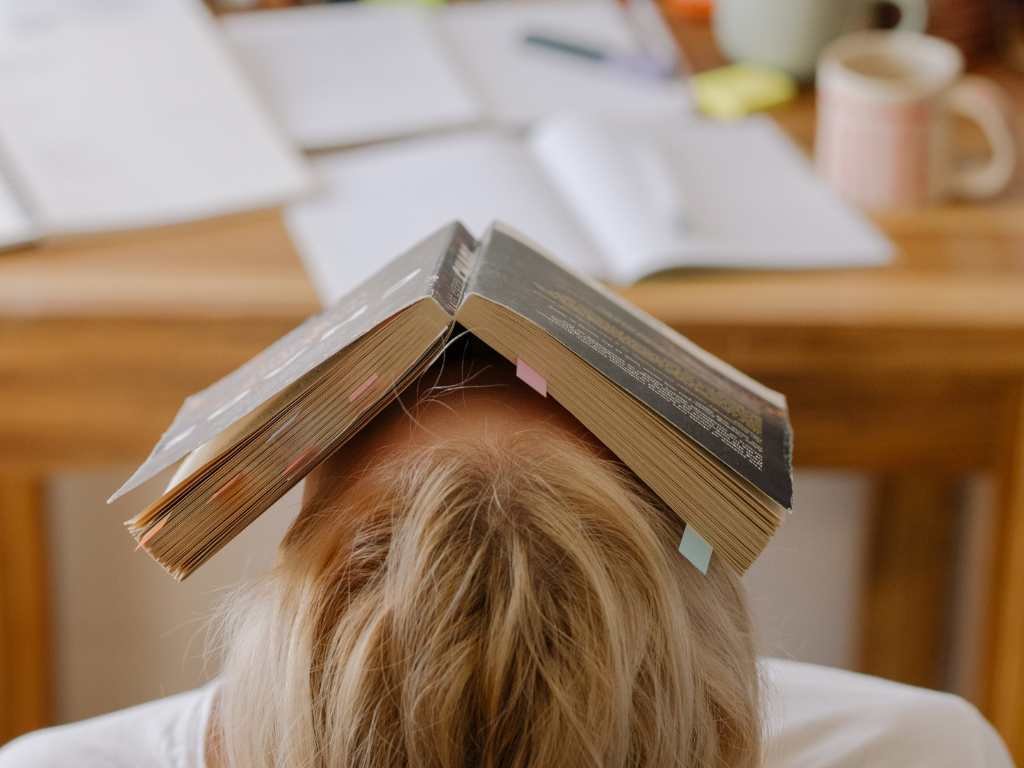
[290,114,892,304]
[112,223,793,581]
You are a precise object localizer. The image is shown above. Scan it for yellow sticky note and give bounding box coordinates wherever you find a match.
[691,64,797,120]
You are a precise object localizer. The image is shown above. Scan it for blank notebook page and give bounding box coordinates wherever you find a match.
[439,0,690,125]
[0,0,310,235]
[222,5,482,150]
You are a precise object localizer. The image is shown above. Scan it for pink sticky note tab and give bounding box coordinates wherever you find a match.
[285,447,316,475]
[516,357,547,397]
[348,373,379,403]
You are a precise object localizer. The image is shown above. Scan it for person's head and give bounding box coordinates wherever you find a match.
[213,347,761,768]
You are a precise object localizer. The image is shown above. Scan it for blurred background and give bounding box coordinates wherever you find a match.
[1,0,1023,761]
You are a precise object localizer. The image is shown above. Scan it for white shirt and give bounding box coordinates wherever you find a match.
[0,659,1012,767]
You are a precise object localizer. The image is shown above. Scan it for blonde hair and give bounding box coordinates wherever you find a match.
[213,430,761,768]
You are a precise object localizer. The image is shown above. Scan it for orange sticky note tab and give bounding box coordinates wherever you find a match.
[136,518,167,552]
[516,358,547,397]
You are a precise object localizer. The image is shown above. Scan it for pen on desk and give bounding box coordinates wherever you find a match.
[523,32,678,80]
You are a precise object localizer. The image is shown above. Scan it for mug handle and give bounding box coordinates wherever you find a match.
[886,0,929,32]
[943,76,1018,200]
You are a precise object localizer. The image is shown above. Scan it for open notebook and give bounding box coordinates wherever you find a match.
[289,114,892,302]
[221,0,688,149]
[112,223,791,580]
[0,0,309,236]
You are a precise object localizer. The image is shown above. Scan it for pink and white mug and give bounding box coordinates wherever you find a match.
[816,31,1017,209]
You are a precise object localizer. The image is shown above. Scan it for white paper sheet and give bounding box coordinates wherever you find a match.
[531,114,893,282]
[286,132,602,305]
[0,0,310,235]
[223,0,688,149]
[438,0,690,126]
[0,171,35,249]
[222,5,482,150]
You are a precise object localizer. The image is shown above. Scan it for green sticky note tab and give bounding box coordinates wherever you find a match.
[678,525,712,574]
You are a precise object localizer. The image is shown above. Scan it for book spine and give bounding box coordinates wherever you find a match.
[431,223,478,317]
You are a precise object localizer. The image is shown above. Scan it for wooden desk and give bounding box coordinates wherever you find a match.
[2,75,1024,764]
